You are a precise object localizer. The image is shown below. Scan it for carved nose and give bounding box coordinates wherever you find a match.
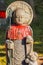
[19,18,21,22]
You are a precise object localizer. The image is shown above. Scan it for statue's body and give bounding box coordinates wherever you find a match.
[6,1,38,65]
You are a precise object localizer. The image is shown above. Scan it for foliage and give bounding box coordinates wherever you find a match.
[0,45,6,65]
[5,0,15,7]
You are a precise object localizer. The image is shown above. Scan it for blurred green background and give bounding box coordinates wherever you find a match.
[0,0,43,55]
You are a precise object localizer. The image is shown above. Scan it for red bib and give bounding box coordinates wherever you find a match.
[6,25,32,40]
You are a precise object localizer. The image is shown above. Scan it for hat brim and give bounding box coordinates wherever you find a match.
[6,1,33,25]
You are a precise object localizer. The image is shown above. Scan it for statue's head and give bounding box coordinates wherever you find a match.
[6,1,33,25]
[12,8,31,25]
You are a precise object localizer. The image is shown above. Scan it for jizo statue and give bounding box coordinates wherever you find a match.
[6,1,38,65]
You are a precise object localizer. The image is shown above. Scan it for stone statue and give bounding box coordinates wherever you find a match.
[6,1,38,65]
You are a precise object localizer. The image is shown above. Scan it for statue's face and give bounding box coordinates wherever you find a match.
[15,9,29,25]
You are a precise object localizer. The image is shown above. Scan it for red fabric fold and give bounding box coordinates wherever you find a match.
[6,25,32,40]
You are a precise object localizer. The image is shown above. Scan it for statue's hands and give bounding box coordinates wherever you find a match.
[26,35,33,44]
[30,52,38,61]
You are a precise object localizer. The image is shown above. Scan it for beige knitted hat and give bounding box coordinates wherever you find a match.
[6,1,33,24]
